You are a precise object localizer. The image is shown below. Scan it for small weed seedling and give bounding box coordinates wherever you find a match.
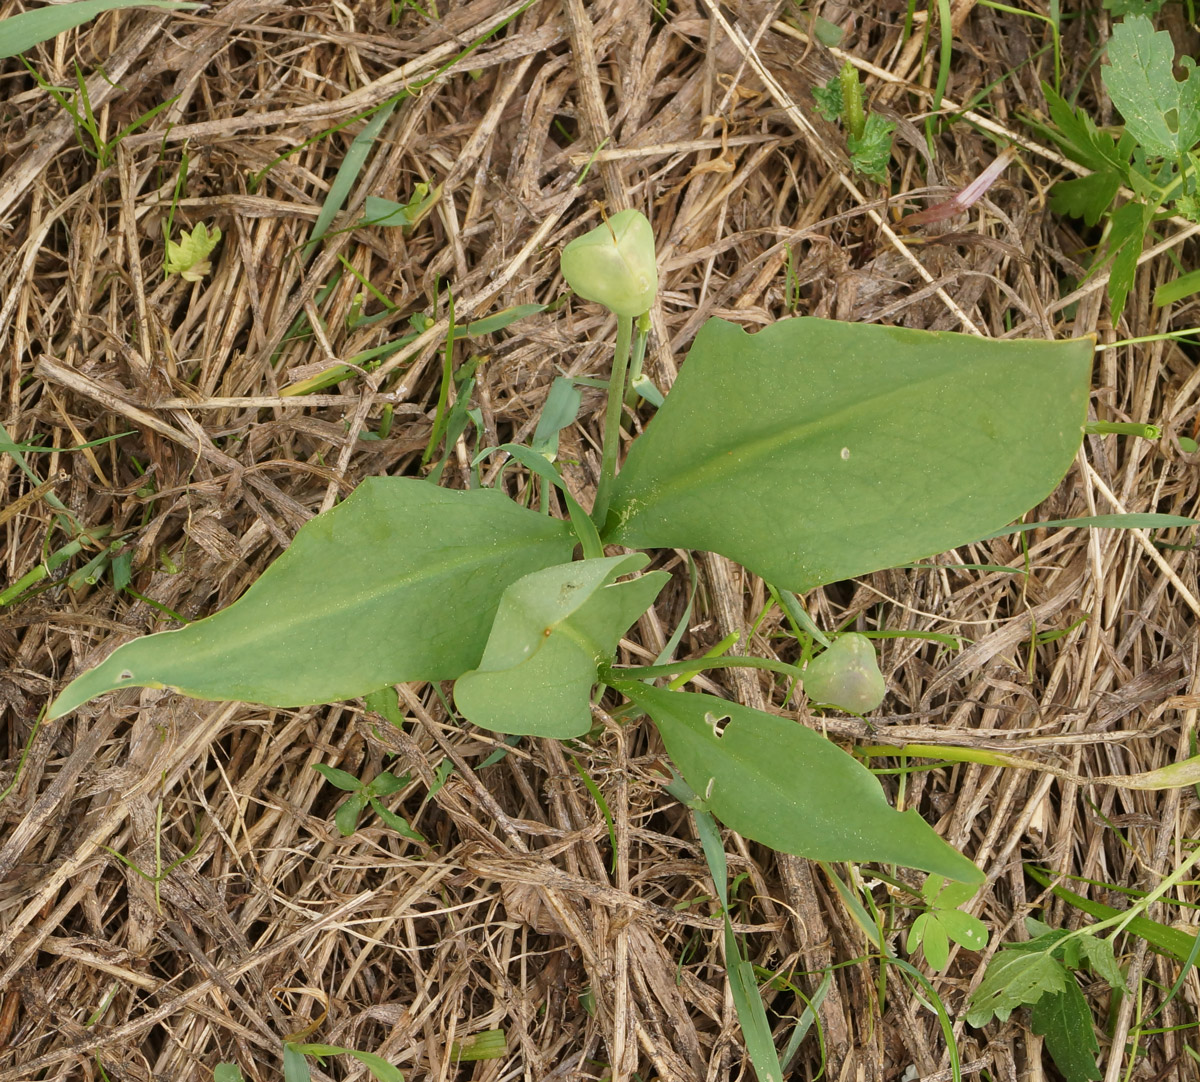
[811,62,896,182]
[44,207,1195,1075]
[310,764,424,842]
[1036,15,1200,317]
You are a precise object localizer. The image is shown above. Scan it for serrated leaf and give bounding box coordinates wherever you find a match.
[966,949,1071,1027]
[1103,16,1200,159]
[46,478,574,718]
[1073,934,1126,990]
[604,317,1092,593]
[455,556,668,738]
[1050,172,1123,227]
[1042,82,1130,176]
[165,222,222,282]
[1031,982,1102,1082]
[812,80,843,123]
[615,681,983,881]
[847,111,895,183]
[1105,200,1153,320]
[312,764,362,791]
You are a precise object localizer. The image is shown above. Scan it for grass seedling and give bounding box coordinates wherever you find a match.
[99,773,203,912]
[21,58,177,170]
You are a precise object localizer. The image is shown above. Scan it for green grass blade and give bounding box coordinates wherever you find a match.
[0,0,200,59]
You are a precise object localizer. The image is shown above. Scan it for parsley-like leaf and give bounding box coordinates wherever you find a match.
[966,949,1071,1027]
[1105,200,1153,320]
[164,221,221,282]
[1103,16,1200,160]
[847,111,895,183]
[1050,172,1124,226]
[1031,981,1102,1082]
[811,79,843,124]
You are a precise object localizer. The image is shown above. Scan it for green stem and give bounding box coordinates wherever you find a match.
[603,654,805,684]
[623,311,651,409]
[592,313,634,527]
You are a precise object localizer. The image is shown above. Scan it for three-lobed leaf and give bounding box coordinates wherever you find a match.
[47,478,574,718]
[604,317,1092,592]
[615,681,983,882]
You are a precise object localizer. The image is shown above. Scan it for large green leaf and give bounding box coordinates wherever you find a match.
[616,681,982,882]
[47,479,574,718]
[604,318,1092,592]
[455,555,667,737]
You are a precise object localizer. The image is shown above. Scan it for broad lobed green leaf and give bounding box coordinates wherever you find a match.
[604,317,1092,592]
[47,478,574,718]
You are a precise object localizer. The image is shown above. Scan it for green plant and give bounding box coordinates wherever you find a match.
[906,874,989,971]
[47,210,1095,882]
[164,221,221,281]
[811,61,896,182]
[311,763,424,841]
[48,208,1111,1066]
[1036,15,1200,317]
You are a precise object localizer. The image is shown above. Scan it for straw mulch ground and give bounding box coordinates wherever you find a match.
[2,0,1198,1079]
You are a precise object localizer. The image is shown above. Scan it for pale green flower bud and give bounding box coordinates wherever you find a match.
[803,633,887,714]
[560,209,658,317]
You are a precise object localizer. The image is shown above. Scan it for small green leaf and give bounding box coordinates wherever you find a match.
[291,1044,404,1082]
[924,874,979,909]
[1106,200,1153,320]
[165,222,222,282]
[616,681,983,881]
[936,908,989,951]
[847,111,895,183]
[213,1065,246,1082]
[335,793,367,837]
[1031,981,1102,1082]
[367,771,408,797]
[450,1029,507,1062]
[966,949,1071,1027]
[312,764,362,791]
[1051,172,1123,227]
[369,799,425,842]
[919,913,951,969]
[1103,16,1200,159]
[1073,934,1127,990]
[1154,267,1200,306]
[812,78,843,123]
[455,555,668,737]
[282,1044,312,1082]
[364,686,403,726]
[1042,82,1131,176]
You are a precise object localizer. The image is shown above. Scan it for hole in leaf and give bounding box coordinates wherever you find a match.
[705,711,730,738]
[118,670,134,681]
